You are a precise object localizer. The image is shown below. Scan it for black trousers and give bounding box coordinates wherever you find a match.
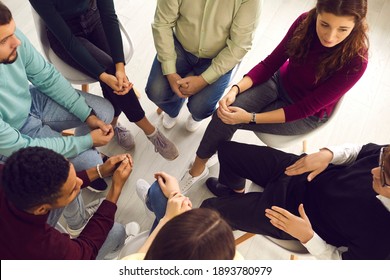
[47,5,144,122]
[201,141,305,239]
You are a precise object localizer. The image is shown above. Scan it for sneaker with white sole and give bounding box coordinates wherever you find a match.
[179,166,209,194]
[114,123,135,150]
[148,129,179,160]
[162,113,178,129]
[185,115,203,132]
[136,179,154,218]
[66,198,104,238]
[124,221,141,244]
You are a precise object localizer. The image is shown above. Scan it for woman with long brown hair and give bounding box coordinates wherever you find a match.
[182,0,369,193]
[120,172,238,260]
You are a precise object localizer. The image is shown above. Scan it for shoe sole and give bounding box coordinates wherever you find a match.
[86,186,106,193]
[163,153,179,161]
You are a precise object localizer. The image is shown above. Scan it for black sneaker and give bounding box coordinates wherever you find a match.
[87,178,108,192]
[205,177,244,197]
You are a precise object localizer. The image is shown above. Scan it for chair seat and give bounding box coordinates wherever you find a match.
[47,48,96,84]
[254,132,309,149]
[32,6,134,86]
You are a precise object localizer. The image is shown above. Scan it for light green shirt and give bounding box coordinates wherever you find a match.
[0,29,92,158]
[152,0,262,84]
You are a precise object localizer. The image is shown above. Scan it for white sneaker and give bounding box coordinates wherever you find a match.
[185,115,203,132]
[124,221,141,244]
[179,166,209,194]
[162,113,178,129]
[136,179,154,218]
[66,198,104,238]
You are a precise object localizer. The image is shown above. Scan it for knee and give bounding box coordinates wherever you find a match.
[95,98,114,124]
[200,197,217,209]
[110,223,126,244]
[145,79,168,103]
[147,181,164,203]
[71,148,102,171]
[187,100,215,120]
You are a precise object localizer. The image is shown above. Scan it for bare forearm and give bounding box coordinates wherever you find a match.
[235,76,254,94]
[105,183,122,204]
[137,217,169,254]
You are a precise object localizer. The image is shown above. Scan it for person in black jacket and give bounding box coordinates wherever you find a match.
[201,141,390,259]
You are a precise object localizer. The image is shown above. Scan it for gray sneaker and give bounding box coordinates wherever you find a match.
[115,123,135,150]
[148,129,179,160]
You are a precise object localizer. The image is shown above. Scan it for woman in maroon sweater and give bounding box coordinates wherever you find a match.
[182,0,369,192]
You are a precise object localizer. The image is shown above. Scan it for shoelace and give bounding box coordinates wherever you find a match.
[116,126,131,139]
[151,132,167,152]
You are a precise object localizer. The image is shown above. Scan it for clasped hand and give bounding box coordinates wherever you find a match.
[99,154,133,178]
[167,73,207,98]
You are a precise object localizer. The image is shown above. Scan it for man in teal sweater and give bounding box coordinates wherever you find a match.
[0,2,114,233]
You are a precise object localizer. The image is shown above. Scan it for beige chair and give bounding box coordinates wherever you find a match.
[255,96,345,152]
[31,6,134,93]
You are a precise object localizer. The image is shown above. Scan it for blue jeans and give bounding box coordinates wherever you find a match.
[145,181,168,232]
[96,222,126,260]
[145,38,232,121]
[18,86,114,231]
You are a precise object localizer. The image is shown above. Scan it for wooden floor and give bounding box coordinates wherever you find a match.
[6,0,390,259]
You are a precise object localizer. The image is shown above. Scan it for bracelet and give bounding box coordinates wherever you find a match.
[231,84,241,95]
[96,164,103,179]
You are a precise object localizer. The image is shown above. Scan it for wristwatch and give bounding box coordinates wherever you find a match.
[249,112,256,124]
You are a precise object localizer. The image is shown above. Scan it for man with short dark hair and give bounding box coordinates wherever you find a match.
[0,1,115,232]
[0,147,137,259]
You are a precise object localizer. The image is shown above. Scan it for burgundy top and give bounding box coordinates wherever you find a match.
[246,13,368,121]
[0,166,117,260]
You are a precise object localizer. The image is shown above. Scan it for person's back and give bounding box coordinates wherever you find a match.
[0,147,134,260]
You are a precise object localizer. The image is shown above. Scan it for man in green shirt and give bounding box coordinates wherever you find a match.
[146,0,262,132]
[0,2,114,233]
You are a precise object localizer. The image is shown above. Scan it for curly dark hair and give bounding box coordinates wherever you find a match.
[145,208,236,260]
[0,1,12,25]
[287,0,369,83]
[2,147,70,211]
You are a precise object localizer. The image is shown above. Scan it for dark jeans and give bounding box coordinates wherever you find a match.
[47,4,144,122]
[200,141,305,239]
[196,72,328,159]
[145,37,233,121]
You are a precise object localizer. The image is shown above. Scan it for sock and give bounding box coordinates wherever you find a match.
[146,127,157,138]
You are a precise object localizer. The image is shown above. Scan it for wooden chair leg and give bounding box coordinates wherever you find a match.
[235,232,256,246]
[61,128,75,136]
[290,254,298,260]
[82,84,89,92]
[302,139,308,153]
